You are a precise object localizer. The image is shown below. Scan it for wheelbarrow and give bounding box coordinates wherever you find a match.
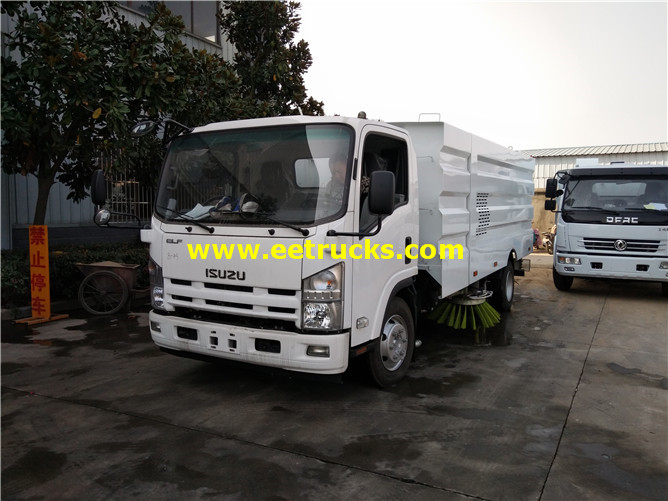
[76,261,143,315]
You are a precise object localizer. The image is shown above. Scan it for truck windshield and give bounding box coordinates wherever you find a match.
[154,124,354,227]
[561,176,668,223]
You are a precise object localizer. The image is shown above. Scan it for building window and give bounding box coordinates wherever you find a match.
[121,1,220,44]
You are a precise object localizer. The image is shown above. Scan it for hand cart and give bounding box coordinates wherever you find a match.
[76,261,142,315]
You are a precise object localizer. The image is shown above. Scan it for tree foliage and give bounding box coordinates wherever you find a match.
[1,0,323,225]
[219,1,324,117]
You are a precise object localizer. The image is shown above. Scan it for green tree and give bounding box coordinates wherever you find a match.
[1,1,324,226]
[0,1,241,224]
[219,1,324,117]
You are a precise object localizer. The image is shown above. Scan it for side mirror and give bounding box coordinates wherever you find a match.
[545,178,564,199]
[91,169,107,206]
[94,208,112,226]
[325,170,396,238]
[545,179,557,198]
[368,171,395,215]
[130,118,192,145]
[544,200,557,211]
[130,120,158,138]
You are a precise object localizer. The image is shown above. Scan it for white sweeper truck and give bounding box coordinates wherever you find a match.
[92,114,535,386]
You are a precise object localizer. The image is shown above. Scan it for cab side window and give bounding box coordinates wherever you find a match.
[359,134,408,231]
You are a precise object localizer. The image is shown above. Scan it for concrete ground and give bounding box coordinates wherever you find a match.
[2,255,667,500]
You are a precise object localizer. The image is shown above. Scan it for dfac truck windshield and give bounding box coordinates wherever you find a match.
[560,175,668,224]
[154,123,354,227]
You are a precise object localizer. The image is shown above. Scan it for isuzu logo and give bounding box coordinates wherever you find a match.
[205,269,246,281]
[614,239,628,251]
[606,216,638,224]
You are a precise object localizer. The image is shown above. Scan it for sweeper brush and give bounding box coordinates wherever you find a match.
[427,292,501,330]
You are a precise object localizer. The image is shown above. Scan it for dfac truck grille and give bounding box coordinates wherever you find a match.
[581,238,661,253]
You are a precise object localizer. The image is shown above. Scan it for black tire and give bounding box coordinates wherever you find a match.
[552,267,573,292]
[367,297,414,388]
[487,313,512,347]
[662,282,668,298]
[490,262,514,312]
[546,240,553,255]
[78,270,129,315]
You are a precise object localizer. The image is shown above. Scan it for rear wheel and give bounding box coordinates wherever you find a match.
[367,297,414,388]
[490,262,514,312]
[661,282,668,297]
[553,267,573,291]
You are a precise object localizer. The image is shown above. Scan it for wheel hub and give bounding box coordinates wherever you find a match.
[380,316,408,371]
[503,269,514,301]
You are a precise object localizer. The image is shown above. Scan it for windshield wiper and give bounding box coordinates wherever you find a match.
[566,206,620,215]
[624,206,668,212]
[246,211,310,236]
[156,205,214,233]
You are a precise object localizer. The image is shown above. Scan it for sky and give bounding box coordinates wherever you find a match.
[297,1,667,150]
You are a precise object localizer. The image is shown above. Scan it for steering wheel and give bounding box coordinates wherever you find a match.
[204,195,229,206]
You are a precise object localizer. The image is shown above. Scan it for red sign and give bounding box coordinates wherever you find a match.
[29,225,51,319]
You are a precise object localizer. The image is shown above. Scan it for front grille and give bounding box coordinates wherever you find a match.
[581,238,660,253]
[168,307,298,332]
[166,278,300,323]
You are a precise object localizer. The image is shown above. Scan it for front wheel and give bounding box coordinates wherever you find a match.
[553,267,573,291]
[367,297,415,388]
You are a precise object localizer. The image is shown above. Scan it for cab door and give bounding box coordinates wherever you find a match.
[350,125,418,348]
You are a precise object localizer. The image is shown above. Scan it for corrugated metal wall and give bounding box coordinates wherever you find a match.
[530,150,668,191]
[3,172,94,227]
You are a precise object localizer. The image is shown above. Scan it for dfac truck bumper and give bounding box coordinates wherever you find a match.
[148,311,350,374]
[555,252,668,281]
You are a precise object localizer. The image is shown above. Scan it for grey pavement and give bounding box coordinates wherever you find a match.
[1,254,667,500]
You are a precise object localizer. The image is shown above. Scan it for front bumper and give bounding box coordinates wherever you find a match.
[554,252,668,282]
[149,312,350,374]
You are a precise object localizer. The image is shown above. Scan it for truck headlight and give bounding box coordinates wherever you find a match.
[558,256,581,265]
[148,258,165,310]
[302,263,343,330]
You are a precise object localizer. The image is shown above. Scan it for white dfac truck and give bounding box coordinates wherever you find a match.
[544,162,668,296]
[93,115,534,386]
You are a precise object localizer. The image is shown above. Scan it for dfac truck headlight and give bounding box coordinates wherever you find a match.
[148,258,165,310]
[302,263,343,330]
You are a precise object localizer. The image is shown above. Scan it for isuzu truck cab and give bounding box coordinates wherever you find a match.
[544,162,668,296]
[93,114,535,386]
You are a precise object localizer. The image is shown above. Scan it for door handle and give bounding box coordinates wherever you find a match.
[404,236,412,264]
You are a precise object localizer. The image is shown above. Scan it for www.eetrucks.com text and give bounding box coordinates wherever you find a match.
[187,242,464,261]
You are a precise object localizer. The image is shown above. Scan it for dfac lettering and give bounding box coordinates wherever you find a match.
[606,216,638,224]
